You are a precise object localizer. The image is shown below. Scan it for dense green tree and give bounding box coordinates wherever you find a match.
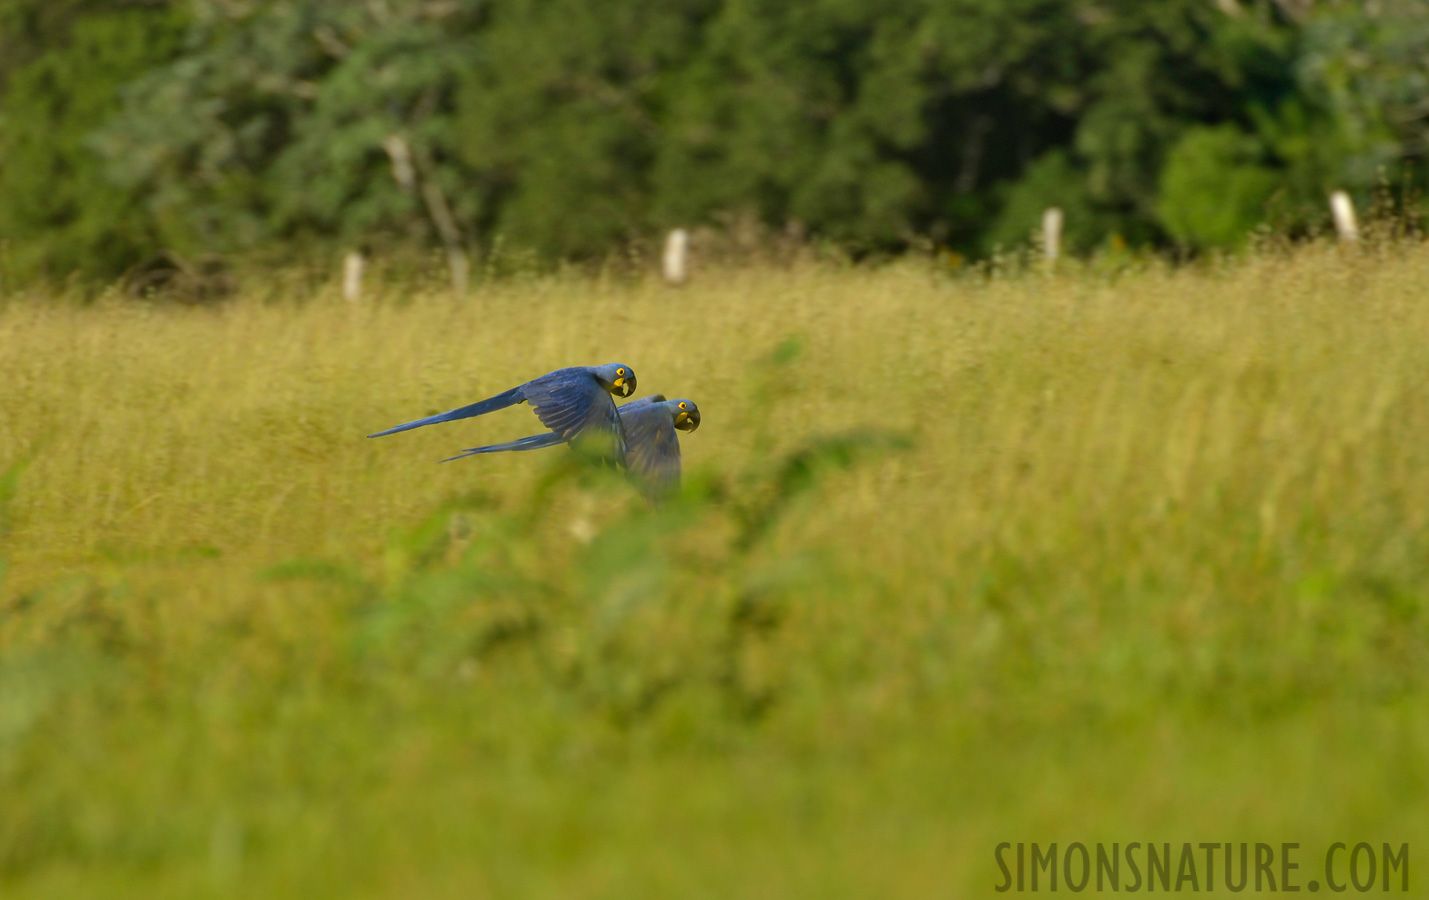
[453,0,717,257]
[1159,125,1279,247]
[458,0,1295,257]
[651,0,935,250]
[95,0,483,259]
[0,1,188,282]
[986,150,1118,253]
[1260,0,1429,224]
[3,0,1428,284]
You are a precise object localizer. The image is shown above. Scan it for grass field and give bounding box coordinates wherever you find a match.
[1,245,1427,896]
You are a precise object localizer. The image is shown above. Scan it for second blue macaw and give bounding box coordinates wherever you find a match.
[368,363,636,462]
[443,395,701,494]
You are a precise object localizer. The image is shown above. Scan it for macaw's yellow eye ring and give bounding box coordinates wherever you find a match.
[678,402,688,410]
[617,368,626,376]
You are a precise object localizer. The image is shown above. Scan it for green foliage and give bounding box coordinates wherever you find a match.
[94,0,482,258]
[1062,2,1267,241]
[324,430,909,725]
[452,0,1305,258]
[1292,0,1429,188]
[454,0,717,256]
[0,2,188,282]
[649,0,932,251]
[1159,125,1278,247]
[5,0,1429,281]
[1242,1,1429,231]
[984,150,1113,253]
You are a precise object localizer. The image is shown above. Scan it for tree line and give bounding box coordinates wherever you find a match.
[1,0,1426,284]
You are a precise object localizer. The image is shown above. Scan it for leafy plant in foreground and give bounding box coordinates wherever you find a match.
[262,424,908,730]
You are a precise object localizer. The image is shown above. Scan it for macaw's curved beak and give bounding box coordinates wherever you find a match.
[612,375,635,397]
[675,409,700,432]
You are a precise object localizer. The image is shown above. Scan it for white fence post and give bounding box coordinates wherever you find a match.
[342,250,365,302]
[1330,191,1358,243]
[662,228,689,285]
[1042,207,1064,263]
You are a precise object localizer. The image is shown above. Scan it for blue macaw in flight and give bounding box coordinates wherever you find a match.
[368,363,636,462]
[443,395,701,495]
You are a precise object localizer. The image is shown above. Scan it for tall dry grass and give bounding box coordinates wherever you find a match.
[1,244,1427,897]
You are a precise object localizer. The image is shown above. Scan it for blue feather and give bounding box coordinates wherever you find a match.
[440,431,566,462]
[367,387,522,438]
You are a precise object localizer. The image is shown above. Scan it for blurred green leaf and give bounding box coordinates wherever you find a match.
[1159,125,1278,248]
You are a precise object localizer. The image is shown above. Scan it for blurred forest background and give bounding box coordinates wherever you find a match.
[1,0,1427,285]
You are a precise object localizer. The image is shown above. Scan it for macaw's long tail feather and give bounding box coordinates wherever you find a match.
[367,387,523,438]
[439,430,566,462]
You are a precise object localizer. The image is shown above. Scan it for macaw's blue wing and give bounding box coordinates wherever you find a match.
[619,397,682,495]
[367,386,523,438]
[520,372,625,462]
[440,431,566,463]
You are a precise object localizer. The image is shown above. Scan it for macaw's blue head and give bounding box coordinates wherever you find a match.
[668,398,700,432]
[594,363,636,398]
